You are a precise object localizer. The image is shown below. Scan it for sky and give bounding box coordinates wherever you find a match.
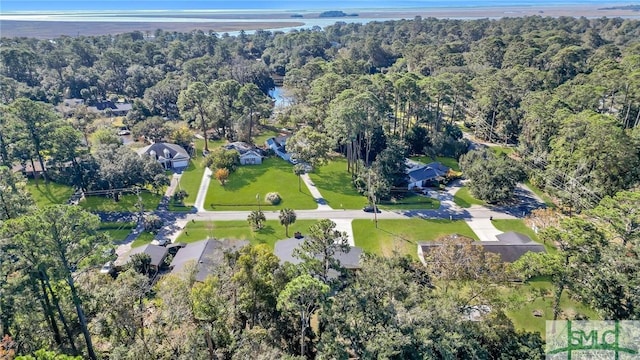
[1,0,623,12]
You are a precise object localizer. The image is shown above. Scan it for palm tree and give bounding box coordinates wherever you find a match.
[279,208,297,237]
[247,210,266,231]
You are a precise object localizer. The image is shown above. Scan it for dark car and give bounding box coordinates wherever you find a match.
[363,205,381,213]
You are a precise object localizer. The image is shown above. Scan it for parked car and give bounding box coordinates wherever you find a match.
[117,129,131,136]
[362,205,381,213]
[151,239,169,246]
[99,261,115,274]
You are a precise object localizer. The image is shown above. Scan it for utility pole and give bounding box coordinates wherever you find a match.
[368,171,378,228]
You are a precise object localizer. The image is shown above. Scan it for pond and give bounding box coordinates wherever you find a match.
[268,86,293,109]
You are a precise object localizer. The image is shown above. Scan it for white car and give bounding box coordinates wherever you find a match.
[99,261,114,274]
[151,239,169,246]
[117,129,131,136]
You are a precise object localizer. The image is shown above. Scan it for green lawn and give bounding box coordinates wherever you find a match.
[194,137,226,156]
[524,180,556,208]
[409,156,461,171]
[453,186,485,208]
[176,160,206,206]
[504,278,599,338]
[131,231,156,248]
[253,128,281,147]
[378,193,440,210]
[311,158,441,210]
[310,158,367,210]
[98,222,136,243]
[175,220,320,249]
[26,179,75,207]
[204,157,317,211]
[79,191,163,212]
[353,219,478,259]
[489,146,515,157]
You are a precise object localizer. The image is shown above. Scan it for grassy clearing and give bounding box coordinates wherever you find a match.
[353,219,478,259]
[489,146,515,157]
[378,193,440,210]
[79,191,163,212]
[253,128,281,147]
[131,231,156,248]
[524,180,556,208]
[204,157,317,211]
[194,137,227,153]
[453,186,485,208]
[98,222,136,243]
[175,220,320,248]
[26,179,75,207]
[311,158,441,210]
[504,278,599,338]
[309,158,367,210]
[409,156,461,172]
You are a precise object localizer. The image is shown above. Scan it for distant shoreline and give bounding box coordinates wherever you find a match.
[1,5,639,39]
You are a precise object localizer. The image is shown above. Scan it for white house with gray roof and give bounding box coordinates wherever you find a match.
[137,142,190,170]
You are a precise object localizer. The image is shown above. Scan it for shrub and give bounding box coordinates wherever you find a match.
[173,190,188,204]
[265,192,281,205]
[143,214,163,234]
[215,168,230,185]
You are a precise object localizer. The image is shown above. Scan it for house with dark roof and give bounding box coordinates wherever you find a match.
[136,142,190,170]
[407,161,450,190]
[115,243,169,274]
[274,237,363,278]
[170,238,249,282]
[55,98,86,117]
[223,141,264,165]
[88,100,132,116]
[418,231,545,264]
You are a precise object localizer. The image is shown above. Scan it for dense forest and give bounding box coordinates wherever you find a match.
[1,15,640,359]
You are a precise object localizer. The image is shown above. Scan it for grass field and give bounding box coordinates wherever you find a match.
[311,158,441,210]
[26,179,75,207]
[175,220,320,248]
[80,191,163,212]
[453,186,485,208]
[309,158,367,209]
[98,222,136,243]
[409,156,461,171]
[252,128,281,147]
[204,157,317,211]
[378,193,440,210]
[504,278,599,338]
[175,160,206,206]
[352,219,478,259]
[131,231,156,248]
